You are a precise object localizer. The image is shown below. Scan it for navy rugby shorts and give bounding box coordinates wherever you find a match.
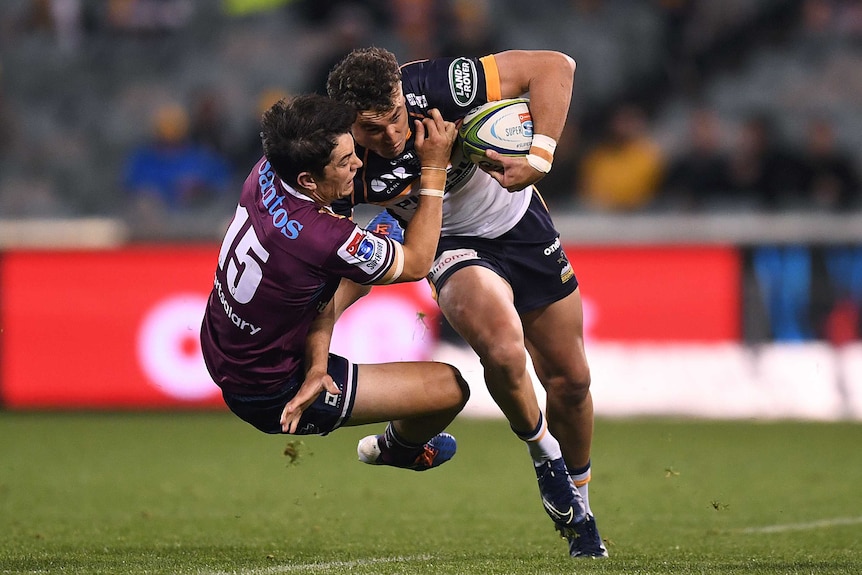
[428,193,579,314]
[221,353,358,435]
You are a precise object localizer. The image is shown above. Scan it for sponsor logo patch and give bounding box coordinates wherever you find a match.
[558,252,574,284]
[429,248,480,284]
[405,93,428,108]
[258,161,302,239]
[543,237,561,256]
[560,261,574,284]
[337,228,389,276]
[448,58,478,107]
[370,166,413,194]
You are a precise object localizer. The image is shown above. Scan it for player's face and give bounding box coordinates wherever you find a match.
[314,133,362,203]
[352,85,410,159]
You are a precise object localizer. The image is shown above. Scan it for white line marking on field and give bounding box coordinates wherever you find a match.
[738,516,862,534]
[201,554,433,575]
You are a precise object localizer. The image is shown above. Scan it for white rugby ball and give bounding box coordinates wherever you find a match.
[459,98,533,168]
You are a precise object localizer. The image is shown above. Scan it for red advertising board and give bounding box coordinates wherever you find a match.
[0,247,441,409]
[569,246,740,342]
[0,245,739,409]
[1,248,222,409]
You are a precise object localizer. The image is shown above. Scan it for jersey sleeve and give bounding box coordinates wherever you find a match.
[322,218,402,285]
[401,55,501,120]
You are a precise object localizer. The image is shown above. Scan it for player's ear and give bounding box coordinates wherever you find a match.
[296,171,316,191]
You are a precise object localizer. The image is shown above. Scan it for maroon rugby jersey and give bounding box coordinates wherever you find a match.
[200,157,398,395]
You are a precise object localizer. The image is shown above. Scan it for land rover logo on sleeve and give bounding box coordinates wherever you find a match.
[448,58,478,107]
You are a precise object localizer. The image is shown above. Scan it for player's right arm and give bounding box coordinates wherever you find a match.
[482,50,576,191]
[375,108,456,284]
[491,50,575,143]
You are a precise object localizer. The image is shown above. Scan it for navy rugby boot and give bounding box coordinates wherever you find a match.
[556,514,609,558]
[357,432,456,471]
[535,458,587,527]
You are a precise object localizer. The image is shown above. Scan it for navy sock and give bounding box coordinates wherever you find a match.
[380,423,424,464]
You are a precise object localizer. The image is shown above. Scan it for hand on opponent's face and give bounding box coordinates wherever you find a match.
[413,108,458,170]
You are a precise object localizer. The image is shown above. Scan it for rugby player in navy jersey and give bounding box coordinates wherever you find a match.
[327,48,607,557]
[200,94,471,473]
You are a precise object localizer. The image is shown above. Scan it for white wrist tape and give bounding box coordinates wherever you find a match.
[527,134,557,173]
[526,154,552,174]
[531,134,557,155]
[419,188,445,197]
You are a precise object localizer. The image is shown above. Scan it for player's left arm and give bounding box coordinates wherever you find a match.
[483,50,576,191]
[332,278,372,319]
[280,278,372,433]
[281,278,370,433]
[280,298,337,433]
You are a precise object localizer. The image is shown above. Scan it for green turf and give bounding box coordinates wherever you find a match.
[1,413,860,574]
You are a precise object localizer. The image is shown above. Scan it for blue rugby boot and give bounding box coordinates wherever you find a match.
[556,514,609,558]
[536,458,586,527]
[365,210,404,243]
[357,432,456,471]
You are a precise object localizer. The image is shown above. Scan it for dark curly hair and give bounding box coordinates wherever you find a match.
[260,94,356,186]
[326,46,402,113]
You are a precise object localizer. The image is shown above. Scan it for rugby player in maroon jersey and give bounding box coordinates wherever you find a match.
[200,94,468,472]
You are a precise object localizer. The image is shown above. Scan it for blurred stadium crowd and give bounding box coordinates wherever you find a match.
[1,0,861,239]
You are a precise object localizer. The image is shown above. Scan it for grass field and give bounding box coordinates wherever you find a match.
[1,412,860,574]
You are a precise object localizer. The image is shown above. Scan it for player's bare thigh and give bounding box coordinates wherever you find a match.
[348,361,465,425]
[436,265,525,351]
[522,287,590,385]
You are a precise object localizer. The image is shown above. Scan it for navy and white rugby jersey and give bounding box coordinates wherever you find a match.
[200,157,400,395]
[348,55,532,239]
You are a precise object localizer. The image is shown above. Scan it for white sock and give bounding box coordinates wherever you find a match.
[513,412,563,465]
[569,463,593,516]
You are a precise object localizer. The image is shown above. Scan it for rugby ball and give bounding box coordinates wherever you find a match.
[459,98,533,168]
